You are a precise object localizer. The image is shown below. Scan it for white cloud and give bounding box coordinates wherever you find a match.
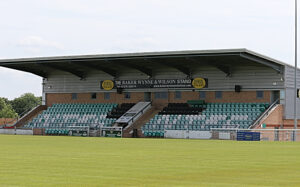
[0,0,297,98]
[17,36,64,53]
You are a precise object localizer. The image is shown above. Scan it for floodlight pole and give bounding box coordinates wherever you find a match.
[294,0,298,141]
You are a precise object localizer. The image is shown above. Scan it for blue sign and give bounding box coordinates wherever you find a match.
[237,132,260,141]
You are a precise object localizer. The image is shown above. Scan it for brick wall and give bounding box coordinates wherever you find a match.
[46,92,144,106]
[283,119,300,128]
[46,91,271,107]
[259,104,284,127]
[0,118,16,126]
[255,104,300,128]
[15,105,47,127]
[168,91,271,103]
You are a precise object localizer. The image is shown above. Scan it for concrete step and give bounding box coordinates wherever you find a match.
[122,107,160,138]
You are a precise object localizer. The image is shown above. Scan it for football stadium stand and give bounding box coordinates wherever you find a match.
[142,102,269,137]
[1,49,300,139]
[24,103,118,135]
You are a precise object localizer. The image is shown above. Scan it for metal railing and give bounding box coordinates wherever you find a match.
[210,128,300,141]
[7,105,43,128]
[249,98,280,129]
[2,106,38,128]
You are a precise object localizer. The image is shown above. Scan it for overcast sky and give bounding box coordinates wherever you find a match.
[0,0,296,99]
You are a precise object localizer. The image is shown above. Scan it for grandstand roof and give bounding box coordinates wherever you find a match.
[0,48,287,79]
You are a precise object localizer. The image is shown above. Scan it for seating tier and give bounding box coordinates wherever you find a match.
[142,102,269,137]
[24,103,118,132]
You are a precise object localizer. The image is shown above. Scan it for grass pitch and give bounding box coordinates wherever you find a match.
[0,135,300,187]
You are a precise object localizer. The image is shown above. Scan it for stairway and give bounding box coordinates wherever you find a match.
[251,104,282,129]
[12,105,47,128]
[122,107,160,138]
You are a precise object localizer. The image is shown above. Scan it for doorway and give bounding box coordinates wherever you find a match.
[144,92,151,102]
[271,90,280,103]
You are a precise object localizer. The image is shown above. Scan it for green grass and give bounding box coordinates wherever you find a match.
[0,135,300,187]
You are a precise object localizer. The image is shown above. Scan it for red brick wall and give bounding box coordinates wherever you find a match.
[259,104,283,127]
[15,105,47,127]
[0,118,16,126]
[46,92,144,106]
[46,91,271,107]
[283,119,300,128]
[167,91,271,103]
[255,104,300,128]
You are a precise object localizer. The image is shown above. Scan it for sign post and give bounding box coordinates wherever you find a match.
[294,0,298,141]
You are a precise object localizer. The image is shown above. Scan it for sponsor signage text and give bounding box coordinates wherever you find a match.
[100,78,208,90]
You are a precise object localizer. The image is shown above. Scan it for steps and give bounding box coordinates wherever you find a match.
[250,102,283,129]
[122,107,160,138]
[13,105,47,128]
[252,104,283,129]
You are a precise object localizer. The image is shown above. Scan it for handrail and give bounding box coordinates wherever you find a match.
[210,128,300,131]
[21,123,112,131]
[16,105,42,124]
[19,106,37,118]
[3,105,38,127]
[4,105,44,128]
[121,102,152,130]
[249,98,280,129]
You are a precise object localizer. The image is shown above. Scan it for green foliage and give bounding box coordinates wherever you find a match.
[0,98,17,118]
[0,104,18,118]
[10,93,42,116]
[0,93,41,118]
[0,97,10,105]
[0,98,5,111]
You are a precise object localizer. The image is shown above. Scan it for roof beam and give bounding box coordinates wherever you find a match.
[20,67,48,78]
[72,62,117,78]
[3,65,48,78]
[187,57,232,76]
[115,61,153,77]
[149,58,191,76]
[215,64,232,77]
[38,63,86,79]
[240,53,282,73]
[170,64,190,76]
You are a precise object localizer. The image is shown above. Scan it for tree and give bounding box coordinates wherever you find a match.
[0,98,6,111]
[11,93,42,116]
[0,98,18,118]
[0,104,18,118]
[0,97,10,106]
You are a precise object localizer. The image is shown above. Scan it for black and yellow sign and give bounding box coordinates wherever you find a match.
[297,89,300,98]
[192,78,206,89]
[101,80,114,90]
[100,78,208,89]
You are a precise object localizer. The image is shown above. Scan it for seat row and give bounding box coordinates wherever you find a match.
[45,128,69,135]
[143,124,248,131]
[47,108,112,112]
[52,103,117,108]
[107,103,135,119]
[204,108,265,112]
[143,131,164,137]
[25,103,118,130]
[26,122,114,129]
[205,102,269,108]
[142,102,269,136]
